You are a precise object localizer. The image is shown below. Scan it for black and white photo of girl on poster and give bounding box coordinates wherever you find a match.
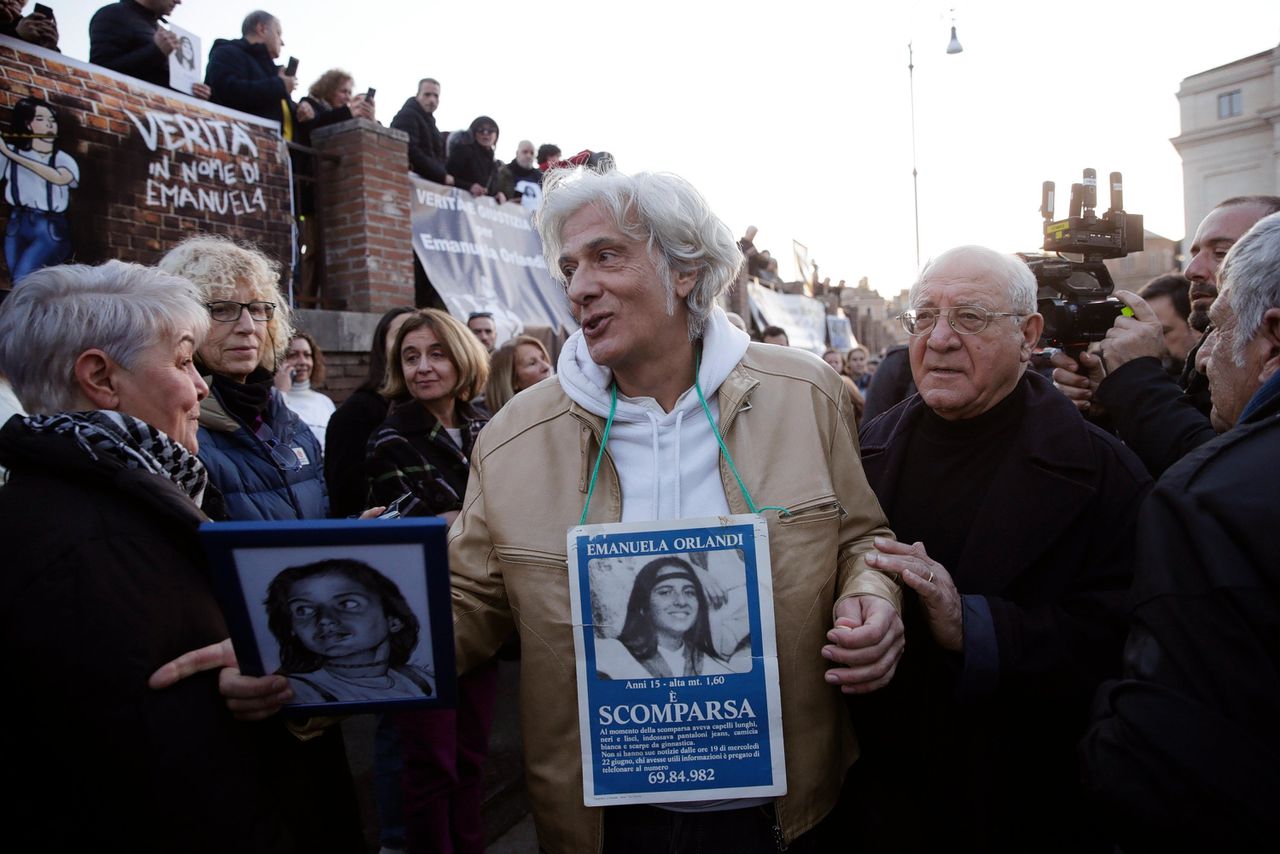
[591,553,755,681]
[1,95,77,283]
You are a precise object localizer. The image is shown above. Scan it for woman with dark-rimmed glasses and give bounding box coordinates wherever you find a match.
[159,236,328,521]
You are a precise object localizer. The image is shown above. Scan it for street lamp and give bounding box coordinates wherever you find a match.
[908,19,963,268]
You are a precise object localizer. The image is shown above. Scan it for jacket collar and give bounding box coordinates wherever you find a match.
[402,97,437,125]
[387,397,487,459]
[1241,370,1280,424]
[196,375,241,433]
[861,371,1098,593]
[123,0,161,24]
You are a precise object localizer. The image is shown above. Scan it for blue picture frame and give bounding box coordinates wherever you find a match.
[200,517,456,716]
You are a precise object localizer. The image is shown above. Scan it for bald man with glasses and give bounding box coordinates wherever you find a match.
[843,244,1151,852]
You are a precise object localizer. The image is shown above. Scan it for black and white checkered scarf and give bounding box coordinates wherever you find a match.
[22,410,208,505]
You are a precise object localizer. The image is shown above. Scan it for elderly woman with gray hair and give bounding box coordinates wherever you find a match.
[0,262,295,850]
[158,236,328,521]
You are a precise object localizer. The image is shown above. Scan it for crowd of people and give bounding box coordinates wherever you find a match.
[0,229,565,851]
[1,6,1278,853]
[1,155,1276,852]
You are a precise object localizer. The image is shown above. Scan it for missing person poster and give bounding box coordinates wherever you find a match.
[567,515,786,805]
[166,24,202,96]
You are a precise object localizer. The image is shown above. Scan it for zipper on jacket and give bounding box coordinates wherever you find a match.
[772,819,788,852]
[777,494,845,525]
[493,544,567,569]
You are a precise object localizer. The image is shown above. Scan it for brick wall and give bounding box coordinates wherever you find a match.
[311,119,415,312]
[319,351,371,404]
[0,37,292,287]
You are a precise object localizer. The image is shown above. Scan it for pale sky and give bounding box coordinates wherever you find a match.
[55,0,1280,297]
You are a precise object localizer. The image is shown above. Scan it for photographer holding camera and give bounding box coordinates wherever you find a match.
[1051,195,1280,476]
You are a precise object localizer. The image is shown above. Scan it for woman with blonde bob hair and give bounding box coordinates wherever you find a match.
[483,334,553,414]
[365,308,498,852]
[367,309,488,520]
[158,236,328,521]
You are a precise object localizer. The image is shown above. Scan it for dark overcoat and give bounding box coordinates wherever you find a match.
[1082,379,1280,851]
[845,371,1151,852]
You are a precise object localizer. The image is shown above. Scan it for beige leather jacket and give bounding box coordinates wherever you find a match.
[448,343,899,853]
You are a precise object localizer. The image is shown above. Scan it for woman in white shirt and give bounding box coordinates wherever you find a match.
[282,331,336,453]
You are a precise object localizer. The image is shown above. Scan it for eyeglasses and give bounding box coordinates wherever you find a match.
[206,301,275,323]
[253,419,302,472]
[899,306,1025,336]
[476,127,497,135]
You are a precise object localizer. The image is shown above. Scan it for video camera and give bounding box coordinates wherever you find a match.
[1019,168,1144,352]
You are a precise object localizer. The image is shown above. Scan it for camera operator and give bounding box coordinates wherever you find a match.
[1082,211,1280,850]
[1051,195,1280,476]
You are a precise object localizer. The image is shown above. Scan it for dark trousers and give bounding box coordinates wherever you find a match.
[378,660,500,854]
[602,802,826,854]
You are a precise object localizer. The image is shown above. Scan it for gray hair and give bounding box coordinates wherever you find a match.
[0,262,210,413]
[241,10,277,37]
[536,168,743,340]
[157,236,292,373]
[911,245,1038,316]
[1219,211,1280,366]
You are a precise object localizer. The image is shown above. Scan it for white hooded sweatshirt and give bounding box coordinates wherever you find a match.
[556,307,750,523]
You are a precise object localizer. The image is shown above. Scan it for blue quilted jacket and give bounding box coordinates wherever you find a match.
[197,383,328,521]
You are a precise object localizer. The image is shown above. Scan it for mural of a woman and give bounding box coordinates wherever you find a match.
[1,96,78,284]
[595,556,736,680]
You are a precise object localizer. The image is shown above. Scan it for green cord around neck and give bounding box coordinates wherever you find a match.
[577,349,787,526]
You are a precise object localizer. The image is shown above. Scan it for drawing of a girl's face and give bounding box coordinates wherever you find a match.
[27,105,57,152]
[28,106,56,136]
[287,570,401,665]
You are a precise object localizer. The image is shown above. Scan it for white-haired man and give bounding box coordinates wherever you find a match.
[1083,212,1280,849]
[851,245,1150,851]
[447,168,904,852]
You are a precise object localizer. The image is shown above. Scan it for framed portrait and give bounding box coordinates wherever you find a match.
[200,518,456,715]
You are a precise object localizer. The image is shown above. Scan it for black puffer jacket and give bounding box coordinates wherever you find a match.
[89,0,169,88]
[446,116,502,196]
[390,97,448,182]
[206,37,290,123]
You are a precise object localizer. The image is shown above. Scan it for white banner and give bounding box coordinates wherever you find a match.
[747,281,828,354]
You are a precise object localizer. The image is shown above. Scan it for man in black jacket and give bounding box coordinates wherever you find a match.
[848,244,1150,852]
[496,139,543,203]
[205,10,303,131]
[89,0,210,98]
[391,78,454,186]
[1082,211,1280,851]
[1051,195,1280,476]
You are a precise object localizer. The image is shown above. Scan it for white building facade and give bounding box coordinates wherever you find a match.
[1172,44,1280,242]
